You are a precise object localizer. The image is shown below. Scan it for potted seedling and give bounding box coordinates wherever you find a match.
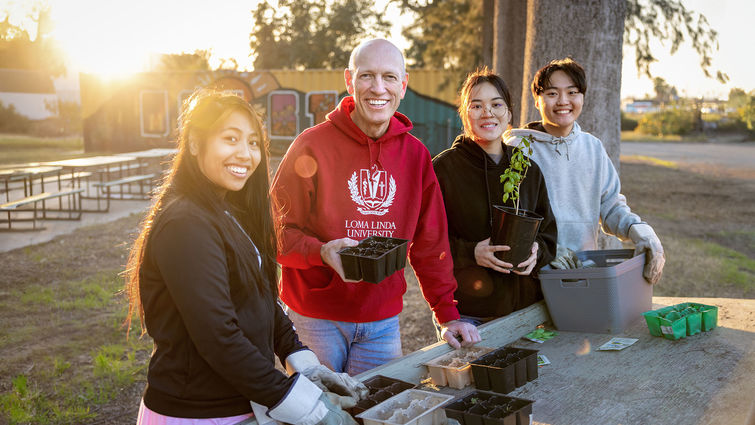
[491,136,544,266]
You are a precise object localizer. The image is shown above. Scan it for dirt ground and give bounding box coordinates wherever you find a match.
[0,157,753,424]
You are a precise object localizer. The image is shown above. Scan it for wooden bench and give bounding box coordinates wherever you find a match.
[0,188,85,230]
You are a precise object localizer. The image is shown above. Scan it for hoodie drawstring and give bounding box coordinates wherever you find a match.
[549,137,570,160]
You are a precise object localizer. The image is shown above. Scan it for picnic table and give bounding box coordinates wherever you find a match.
[357,297,755,425]
[0,165,83,230]
[43,155,154,211]
[0,165,63,201]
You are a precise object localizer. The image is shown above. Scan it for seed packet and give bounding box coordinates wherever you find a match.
[537,354,551,366]
[597,337,639,351]
[524,328,557,343]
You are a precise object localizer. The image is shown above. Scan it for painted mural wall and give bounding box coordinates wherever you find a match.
[79,69,462,155]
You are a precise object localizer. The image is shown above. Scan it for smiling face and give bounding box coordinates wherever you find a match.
[345,39,408,139]
[191,109,261,197]
[535,70,584,137]
[467,81,512,146]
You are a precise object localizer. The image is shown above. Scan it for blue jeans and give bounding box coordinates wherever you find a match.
[285,308,402,376]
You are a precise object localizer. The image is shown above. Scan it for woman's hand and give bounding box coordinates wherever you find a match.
[513,242,539,275]
[474,238,513,273]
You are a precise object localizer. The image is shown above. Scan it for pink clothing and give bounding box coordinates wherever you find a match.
[271,96,461,324]
[137,400,255,425]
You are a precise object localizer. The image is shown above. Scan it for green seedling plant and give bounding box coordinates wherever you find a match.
[500,136,533,215]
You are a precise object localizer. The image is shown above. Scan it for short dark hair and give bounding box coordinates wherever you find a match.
[531,57,587,97]
[458,67,514,140]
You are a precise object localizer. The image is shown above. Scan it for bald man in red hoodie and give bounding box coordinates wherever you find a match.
[271,38,480,376]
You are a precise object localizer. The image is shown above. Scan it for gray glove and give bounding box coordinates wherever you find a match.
[629,223,665,285]
[316,393,359,425]
[285,350,368,408]
[550,246,582,269]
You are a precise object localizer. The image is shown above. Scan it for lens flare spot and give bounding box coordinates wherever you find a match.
[575,338,591,356]
[294,155,318,178]
[439,251,446,260]
[472,280,484,291]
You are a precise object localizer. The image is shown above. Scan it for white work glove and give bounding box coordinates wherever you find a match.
[285,350,368,408]
[265,374,357,425]
[628,223,665,285]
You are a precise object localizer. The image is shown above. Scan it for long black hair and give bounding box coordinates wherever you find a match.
[458,67,514,140]
[124,89,277,336]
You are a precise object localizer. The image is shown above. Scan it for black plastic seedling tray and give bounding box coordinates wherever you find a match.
[470,347,538,394]
[349,375,415,423]
[445,390,534,425]
[338,236,409,283]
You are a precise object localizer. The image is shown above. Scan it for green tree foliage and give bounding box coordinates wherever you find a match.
[737,94,755,131]
[727,88,749,111]
[0,4,65,76]
[249,0,390,70]
[636,107,696,135]
[397,0,726,85]
[652,77,678,104]
[155,50,212,72]
[0,100,32,133]
[624,0,728,83]
[398,0,482,88]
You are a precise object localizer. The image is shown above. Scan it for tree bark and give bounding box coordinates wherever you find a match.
[481,0,495,69]
[519,0,625,172]
[493,0,527,125]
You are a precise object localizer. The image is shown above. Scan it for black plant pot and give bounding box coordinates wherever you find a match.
[491,205,543,267]
[338,236,409,283]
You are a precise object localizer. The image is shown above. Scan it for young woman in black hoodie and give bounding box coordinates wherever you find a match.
[432,69,558,323]
[124,90,362,424]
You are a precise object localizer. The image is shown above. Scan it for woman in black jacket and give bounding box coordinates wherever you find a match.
[432,69,558,323]
[124,90,362,425]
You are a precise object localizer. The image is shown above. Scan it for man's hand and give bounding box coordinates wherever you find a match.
[513,242,539,276]
[474,238,513,273]
[320,238,359,282]
[440,320,481,349]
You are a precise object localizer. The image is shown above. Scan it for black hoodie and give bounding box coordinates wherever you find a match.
[432,135,557,318]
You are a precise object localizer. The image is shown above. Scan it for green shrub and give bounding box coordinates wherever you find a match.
[621,112,638,131]
[636,107,696,136]
[0,101,32,133]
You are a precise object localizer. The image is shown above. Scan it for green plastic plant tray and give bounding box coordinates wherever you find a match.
[642,302,718,340]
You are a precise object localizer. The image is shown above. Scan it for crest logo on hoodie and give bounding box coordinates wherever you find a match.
[348,165,396,216]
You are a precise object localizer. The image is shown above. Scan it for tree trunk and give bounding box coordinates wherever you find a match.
[481,0,495,69]
[519,0,625,173]
[493,0,527,125]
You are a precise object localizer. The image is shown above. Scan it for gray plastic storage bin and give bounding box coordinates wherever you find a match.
[539,249,651,333]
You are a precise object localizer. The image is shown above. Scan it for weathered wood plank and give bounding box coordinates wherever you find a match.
[354,301,550,384]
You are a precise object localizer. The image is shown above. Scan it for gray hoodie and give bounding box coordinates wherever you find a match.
[505,121,641,251]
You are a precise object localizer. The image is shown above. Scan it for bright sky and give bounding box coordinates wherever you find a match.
[4,0,752,99]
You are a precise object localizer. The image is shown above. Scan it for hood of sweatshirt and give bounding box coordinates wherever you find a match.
[326,96,414,167]
[509,121,582,160]
[450,134,510,172]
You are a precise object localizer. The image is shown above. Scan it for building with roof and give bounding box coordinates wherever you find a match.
[0,69,58,120]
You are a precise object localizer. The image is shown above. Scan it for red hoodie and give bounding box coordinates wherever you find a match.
[271,96,461,324]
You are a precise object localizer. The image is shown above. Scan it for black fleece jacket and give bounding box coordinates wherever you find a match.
[139,196,305,418]
[432,135,557,318]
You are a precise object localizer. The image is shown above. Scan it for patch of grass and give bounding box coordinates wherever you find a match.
[701,242,755,291]
[620,130,705,143]
[14,270,121,310]
[0,134,85,166]
[655,235,754,298]
[621,154,678,169]
[0,342,149,424]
